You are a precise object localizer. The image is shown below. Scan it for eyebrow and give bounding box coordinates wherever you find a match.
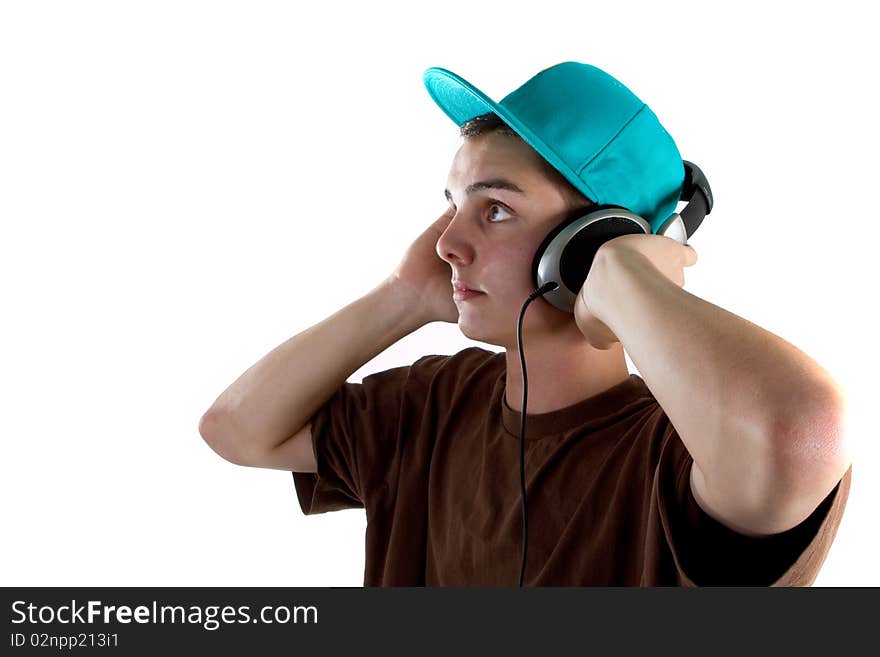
[444,178,526,203]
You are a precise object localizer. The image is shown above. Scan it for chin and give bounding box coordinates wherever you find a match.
[459,319,521,350]
[457,312,498,344]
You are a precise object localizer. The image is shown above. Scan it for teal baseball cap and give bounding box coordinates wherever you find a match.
[423,62,684,232]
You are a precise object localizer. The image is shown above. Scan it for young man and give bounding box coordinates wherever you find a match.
[199,62,852,586]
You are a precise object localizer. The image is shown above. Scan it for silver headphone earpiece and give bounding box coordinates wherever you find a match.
[532,208,650,314]
[655,213,688,245]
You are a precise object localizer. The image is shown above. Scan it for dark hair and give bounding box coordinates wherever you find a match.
[459,112,596,214]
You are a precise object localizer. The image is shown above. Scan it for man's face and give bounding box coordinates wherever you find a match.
[438,131,579,347]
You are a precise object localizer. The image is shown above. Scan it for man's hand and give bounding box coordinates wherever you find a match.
[574,234,698,349]
[387,207,460,325]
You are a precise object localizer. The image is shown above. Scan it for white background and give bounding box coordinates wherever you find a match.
[1,0,876,586]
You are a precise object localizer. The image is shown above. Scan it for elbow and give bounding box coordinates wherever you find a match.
[198,407,223,445]
[769,386,851,495]
[772,384,848,463]
[198,408,250,466]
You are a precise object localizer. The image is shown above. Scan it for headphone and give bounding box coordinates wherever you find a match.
[531,160,714,313]
[514,160,714,586]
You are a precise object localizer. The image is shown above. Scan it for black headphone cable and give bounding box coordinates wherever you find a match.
[516,281,559,587]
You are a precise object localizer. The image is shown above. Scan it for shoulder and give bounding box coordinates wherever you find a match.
[389,347,503,407]
[410,346,503,379]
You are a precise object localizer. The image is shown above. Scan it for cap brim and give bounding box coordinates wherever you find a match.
[423,66,599,202]
[423,67,499,126]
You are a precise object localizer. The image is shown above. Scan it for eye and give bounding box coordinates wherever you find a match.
[487,203,513,223]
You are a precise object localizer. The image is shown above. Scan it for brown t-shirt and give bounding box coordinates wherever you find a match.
[292,346,851,586]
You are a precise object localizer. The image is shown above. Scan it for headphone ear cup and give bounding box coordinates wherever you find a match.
[530,217,576,289]
[530,205,623,289]
[532,208,650,313]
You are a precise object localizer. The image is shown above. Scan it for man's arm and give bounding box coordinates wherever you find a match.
[589,245,850,537]
[198,277,427,469]
[199,209,458,471]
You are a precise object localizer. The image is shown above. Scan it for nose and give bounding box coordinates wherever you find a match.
[435,208,477,267]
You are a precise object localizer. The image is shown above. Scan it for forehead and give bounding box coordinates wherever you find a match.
[446,132,546,187]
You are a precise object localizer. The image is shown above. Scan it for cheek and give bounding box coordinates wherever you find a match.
[483,242,541,295]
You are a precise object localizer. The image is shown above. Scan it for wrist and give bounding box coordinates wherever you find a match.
[589,244,669,337]
[583,245,623,327]
[377,276,430,332]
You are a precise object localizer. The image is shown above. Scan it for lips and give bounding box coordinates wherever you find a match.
[452,280,483,294]
[451,280,484,302]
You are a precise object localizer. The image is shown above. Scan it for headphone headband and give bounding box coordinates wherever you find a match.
[675,160,713,239]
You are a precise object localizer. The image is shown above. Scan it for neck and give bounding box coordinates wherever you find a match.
[503,329,629,414]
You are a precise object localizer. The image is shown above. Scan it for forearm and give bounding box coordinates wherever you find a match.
[200,277,426,462]
[592,248,843,470]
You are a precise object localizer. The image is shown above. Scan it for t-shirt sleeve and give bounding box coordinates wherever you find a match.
[654,424,852,586]
[291,353,450,516]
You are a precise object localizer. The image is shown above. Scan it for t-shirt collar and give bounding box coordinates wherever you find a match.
[499,373,652,439]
